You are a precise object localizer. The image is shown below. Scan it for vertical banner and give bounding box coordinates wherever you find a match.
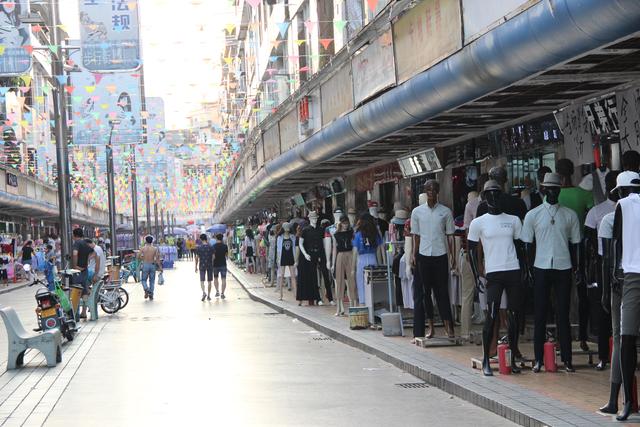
[0,0,32,76]
[69,49,143,145]
[78,0,141,72]
[146,97,165,145]
[617,86,640,151]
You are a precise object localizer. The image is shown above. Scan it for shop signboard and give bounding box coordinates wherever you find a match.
[70,50,143,145]
[78,0,142,72]
[398,148,443,178]
[352,29,396,105]
[584,96,618,136]
[6,172,17,187]
[262,124,280,162]
[462,0,538,44]
[0,0,32,76]
[279,108,299,152]
[320,64,354,126]
[393,0,462,83]
[617,86,640,151]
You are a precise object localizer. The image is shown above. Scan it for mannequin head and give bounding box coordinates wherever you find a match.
[347,208,357,226]
[488,166,507,189]
[536,166,552,190]
[418,192,427,206]
[282,222,291,234]
[424,180,439,206]
[622,150,640,173]
[482,180,502,214]
[605,170,620,202]
[542,172,562,205]
[308,211,319,228]
[368,205,379,219]
[333,208,344,225]
[614,171,640,199]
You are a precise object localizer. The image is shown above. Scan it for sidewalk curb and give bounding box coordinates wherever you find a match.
[0,283,30,295]
[229,266,612,427]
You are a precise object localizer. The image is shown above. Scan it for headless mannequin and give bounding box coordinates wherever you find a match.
[612,184,640,421]
[468,187,526,376]
[325,210,343,272]
[526,186,580,373]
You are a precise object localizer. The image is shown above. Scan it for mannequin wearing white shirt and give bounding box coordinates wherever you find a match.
[325,209,343,272]
[468,181,527,376]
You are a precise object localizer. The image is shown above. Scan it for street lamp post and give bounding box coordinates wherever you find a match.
[106,121,120,257]
[130,151,140,250]
[153,190,159,242]
[146,187,151,236]
[49,0,72,260]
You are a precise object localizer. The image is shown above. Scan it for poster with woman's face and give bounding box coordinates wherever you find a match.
[0,0,31,76]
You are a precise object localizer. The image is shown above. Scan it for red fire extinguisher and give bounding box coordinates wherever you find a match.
[633,376,638,412]
[544,340,557,373]
[498,343,511,375]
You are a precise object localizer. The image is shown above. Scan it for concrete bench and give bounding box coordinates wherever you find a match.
[78,280,104,322]
[0,307,62,370]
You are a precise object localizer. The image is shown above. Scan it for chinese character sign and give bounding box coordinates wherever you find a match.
[70,49,143,145]
[78,0,141,72]
[0,0,31,76]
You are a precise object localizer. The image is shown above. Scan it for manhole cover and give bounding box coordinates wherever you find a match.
[312,337,332,341]
[396,383,429,389]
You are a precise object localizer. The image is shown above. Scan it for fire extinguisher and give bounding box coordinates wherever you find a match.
[544,340,557,373]
[633,375,638,412]
[498,343,511,375]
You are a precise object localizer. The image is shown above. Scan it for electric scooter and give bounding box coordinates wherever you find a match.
[27,265,77,341]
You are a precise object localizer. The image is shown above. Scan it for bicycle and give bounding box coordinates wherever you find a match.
[97,274,129,314]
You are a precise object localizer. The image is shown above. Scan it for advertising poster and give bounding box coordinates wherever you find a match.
[0,0,32,76]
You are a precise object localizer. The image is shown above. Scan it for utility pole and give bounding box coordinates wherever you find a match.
[160,207,165,240]
[106,122,119,257]
[153,190,159,242]
[130,150,139,250]
[145,187,151,236]
[50,0,72,260]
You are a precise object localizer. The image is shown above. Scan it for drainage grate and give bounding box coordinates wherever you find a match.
[312,337,332,341]
[396,383,429,389]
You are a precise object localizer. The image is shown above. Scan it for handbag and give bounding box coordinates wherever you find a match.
[158,271,164,286]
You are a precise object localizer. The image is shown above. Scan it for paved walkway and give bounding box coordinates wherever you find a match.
[0,262,515,426]
[228,264,638,427]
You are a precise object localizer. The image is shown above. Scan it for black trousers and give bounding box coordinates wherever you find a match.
[309,249,334,302]
[414,254,451,337]
[484,270,522,356]
[534,268,572,363]
[591,255,612,361]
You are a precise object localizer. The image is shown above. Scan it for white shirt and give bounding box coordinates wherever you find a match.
[411,202,454,257]
[520,202,581,270]
[93,245,106,277]
[620,193,640,274]
[468,213,522,274]
[585,199,616,256]
[598,212,615,241]
[463,198,480,230]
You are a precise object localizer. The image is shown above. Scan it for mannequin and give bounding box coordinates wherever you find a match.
[584,171,618,371]
[276,222,297,301]
[521,173,581,373]
[467,180,525,376]
[596,173,640,415]
[411,182,456,340]
[297,212,331,305]
[332,215,356,315]
[611,171,640,421]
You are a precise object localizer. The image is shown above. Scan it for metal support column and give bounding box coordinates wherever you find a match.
[131,150,140,250]
[50,0,72,260]
[105,139,118,257]
[153,191,159,242]
[160,207,165,240]
[146,187,151,236]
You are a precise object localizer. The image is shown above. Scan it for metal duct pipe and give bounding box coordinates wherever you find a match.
[219,0,640,222]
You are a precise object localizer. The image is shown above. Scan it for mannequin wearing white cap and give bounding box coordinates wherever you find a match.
[276,222,297,301]
[521,172,581,374]
[611,171,640,421]
[596,171,639,417]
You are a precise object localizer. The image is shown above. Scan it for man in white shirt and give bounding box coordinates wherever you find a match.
[612,171,640,421]
[468,180,525,376]
[521,173,581,373]
[411,180,455,339]
[584,171,618,371]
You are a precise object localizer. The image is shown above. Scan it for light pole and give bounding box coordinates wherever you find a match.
[49,0,72,260]
[130,150,140,249]
[106,120,120,256]
[146,187,151,236]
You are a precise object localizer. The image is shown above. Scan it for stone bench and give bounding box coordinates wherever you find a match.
[0,307,62,370]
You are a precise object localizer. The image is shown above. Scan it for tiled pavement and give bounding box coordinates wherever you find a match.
[228,264,637,427]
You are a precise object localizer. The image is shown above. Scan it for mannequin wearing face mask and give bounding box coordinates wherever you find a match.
[276,222,297,301]
[468,180,527,376]
[332,215,356,316]
[520,173,582,373]
[611,171,640,421]
[597,171,640,417]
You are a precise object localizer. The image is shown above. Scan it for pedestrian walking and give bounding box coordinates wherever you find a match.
[212,234,228,299]
[71,228,98,319]
[195,233,215,301]
[138,235,162,300]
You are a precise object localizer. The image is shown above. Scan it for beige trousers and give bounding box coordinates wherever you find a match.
[335,251,356,306]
